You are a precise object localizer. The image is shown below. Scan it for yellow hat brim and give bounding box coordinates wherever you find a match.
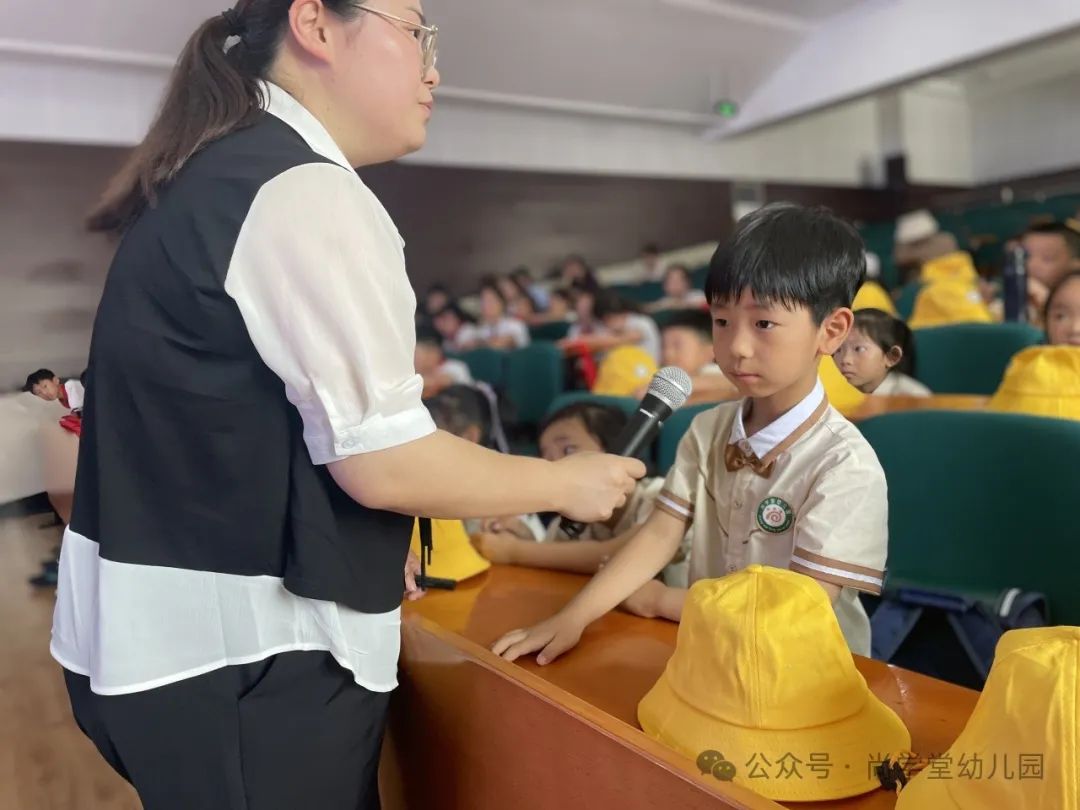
[410,521,492,582]
[638,674,911,802]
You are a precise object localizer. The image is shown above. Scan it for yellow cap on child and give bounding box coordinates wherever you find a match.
[638,567,910,802]
[919,251,979,285]
[591,346,658,397]
[409,519,491,583]
[896,627,1080,810]
[909,280,993,329]
[853,281,897,315]
[988,346,1080,421]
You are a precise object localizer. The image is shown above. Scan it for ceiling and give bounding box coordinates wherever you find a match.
[12,0,864,119]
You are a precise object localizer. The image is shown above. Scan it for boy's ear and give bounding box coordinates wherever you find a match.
[884,345,904,368]
[819,307,853,355]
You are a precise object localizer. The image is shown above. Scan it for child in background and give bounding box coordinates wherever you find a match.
[422,284,452,320]
[473,402,690,586]
[560,255,599,290]
[655,310,739,401]
[1045,271,1080,347]
[545,288,574,322]
[473,279,531,349]
[648,264,707,312]
[433,302,481,353]
[833,308,931,397]
[640,243,665,281]
[415,327,474,399]
[511,266,550,312]
[24,368,85,411]
[565,290,660,363]
[1022,222,1080,317]
[493,203,888,663]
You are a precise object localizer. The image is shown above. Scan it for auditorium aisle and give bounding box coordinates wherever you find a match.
[0,513,139,810]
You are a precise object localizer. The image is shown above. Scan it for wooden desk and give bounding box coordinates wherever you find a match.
[847,394,989,423]
[383,567,978,810]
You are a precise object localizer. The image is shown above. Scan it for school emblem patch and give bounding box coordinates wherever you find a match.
[756,497,793,534]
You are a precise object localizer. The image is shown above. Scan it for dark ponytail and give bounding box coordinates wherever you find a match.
[87,0,362,234]
[853,308,917,377]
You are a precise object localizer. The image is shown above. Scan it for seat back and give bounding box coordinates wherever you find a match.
[913,322,1044,394]
[503,343,565,427]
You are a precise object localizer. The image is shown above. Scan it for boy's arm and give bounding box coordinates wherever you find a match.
[474,531,633,574]
[492,508,687,664]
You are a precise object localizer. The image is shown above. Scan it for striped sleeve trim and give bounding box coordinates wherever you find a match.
[790,548,884,595]
[655,490,694,524]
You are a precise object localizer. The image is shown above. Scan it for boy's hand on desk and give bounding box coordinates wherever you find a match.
[472,531,521,565]
[492,613,584,666]
[619,579,666,618]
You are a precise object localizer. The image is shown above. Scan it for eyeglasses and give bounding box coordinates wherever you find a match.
[356,5,438,77]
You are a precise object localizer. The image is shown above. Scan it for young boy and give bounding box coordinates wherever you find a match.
[23,368,85,411]
[655,310,739,401]
[1022,222,1080,316]
[493,203,888,663]
[415,326,474,398]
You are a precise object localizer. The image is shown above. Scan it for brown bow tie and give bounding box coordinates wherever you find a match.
[724,443,775,479]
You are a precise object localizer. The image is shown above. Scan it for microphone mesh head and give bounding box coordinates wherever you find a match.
[649,366,693,410]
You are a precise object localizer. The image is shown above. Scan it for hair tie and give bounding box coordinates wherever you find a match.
[221,8,246,37]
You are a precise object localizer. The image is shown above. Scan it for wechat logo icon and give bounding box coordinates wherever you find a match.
[697,750,737,782]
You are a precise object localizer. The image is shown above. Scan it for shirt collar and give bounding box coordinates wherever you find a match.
[260,81,354,172]
[729,379,826,459]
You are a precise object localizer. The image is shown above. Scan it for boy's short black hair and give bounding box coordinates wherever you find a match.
[415,325,444,350]
[661,310,712,342]
[705,202,866,324]
[23,368,57,392]
[433,302,474,324]
[593,289,638,320]
[1025,222,1080,258]
[426,385,492,446]
[852,308,917,376]
[664,263,691,280]
[538,401,628,454]
[478,276,507,304]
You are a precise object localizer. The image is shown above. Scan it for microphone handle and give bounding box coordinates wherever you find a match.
[560,395,674,539]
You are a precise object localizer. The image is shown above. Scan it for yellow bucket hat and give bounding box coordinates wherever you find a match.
[988,346,1080,421]
[819,354,867,416]
[591,345,657,397]
[409,518,491,583]
[897,626,1080,810]
[909,280,993,329]
[853,281,898,315]
[919,250,978,285]
[638,567,910,802]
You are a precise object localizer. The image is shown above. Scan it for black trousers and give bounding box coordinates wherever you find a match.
[64,651,391,810]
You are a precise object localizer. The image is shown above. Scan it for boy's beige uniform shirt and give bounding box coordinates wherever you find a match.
[656,381,888,656]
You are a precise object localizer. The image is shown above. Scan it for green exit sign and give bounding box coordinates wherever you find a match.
[714,100,739,118]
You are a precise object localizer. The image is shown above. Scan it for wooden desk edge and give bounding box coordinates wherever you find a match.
[400,612,781,810]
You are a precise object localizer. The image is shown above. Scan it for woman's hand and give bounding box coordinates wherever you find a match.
[553,453,645,524]
[403,550,426,602]
[492,612,585,666]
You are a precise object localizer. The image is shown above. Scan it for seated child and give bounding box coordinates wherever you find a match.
[1046,270,1080,347]
[652,310,738,401]
[564,290,661,362]
[473,402,690,586]
[415,327,474,399]
[833,308,931,397]
[1022,222,1080,319]
[492,202,889,663]
[23,368,84,411]
[648,264,707,312]
[473,279,531,350]
[433,302,482,353]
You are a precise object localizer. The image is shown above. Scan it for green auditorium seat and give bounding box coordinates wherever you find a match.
[650,309,690,329]
[454,347,505,388]
[656,402,723,474]
[612,282,664,305]
[913,322,1044,394]
[528,321,571,343]
[894,281,922,321]
[859,410,1080,626]
[503,343,565,427]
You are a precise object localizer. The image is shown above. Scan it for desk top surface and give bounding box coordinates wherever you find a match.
[404,565,979,810]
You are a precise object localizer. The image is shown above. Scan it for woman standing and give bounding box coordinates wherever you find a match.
[52,3,643,808]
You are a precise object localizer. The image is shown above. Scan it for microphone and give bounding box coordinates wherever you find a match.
[560,366,693,540]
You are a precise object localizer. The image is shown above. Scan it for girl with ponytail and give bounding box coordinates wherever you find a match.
[56,3,643,808]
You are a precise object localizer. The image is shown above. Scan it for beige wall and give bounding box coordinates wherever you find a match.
[0,141,123,391]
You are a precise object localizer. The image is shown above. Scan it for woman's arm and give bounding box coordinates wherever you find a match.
[330,430,644,524]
